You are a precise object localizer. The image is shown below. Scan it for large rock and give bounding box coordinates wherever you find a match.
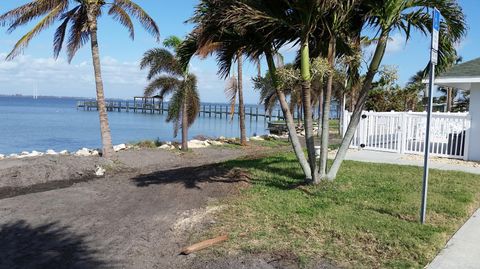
[46,149,58,155]
[250,136,265,141]
[0,154,4,160]
[188,139,210,149]
[75,148,91,157]
[17,151,43,158]
[113,144,127,152]
[30,151,43,157]
[159,144,175,150]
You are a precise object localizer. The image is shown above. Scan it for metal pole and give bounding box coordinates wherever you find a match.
[421,8,440,224]
[421,61,436,224]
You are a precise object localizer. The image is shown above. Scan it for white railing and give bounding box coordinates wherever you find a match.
[344,111,471,159]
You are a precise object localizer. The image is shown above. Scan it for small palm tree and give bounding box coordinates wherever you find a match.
[0,0,160,159]
[140,36,200,151]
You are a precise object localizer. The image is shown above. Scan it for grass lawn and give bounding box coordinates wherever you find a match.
[206,152,480,268]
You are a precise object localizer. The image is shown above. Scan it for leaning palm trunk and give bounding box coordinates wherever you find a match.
[237,53,247,146]
[300,42,319,183]
[326,33,388,180]
[319,39,336,180]
[266,53,312,181]
[182,92,189,151]
[87,7,114,159]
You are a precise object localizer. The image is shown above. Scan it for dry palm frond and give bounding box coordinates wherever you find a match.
[225,75,238,121]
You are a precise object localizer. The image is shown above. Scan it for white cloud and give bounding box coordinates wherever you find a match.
[0,53,148,98]
[0,53,261,103]
[386,33,406,53]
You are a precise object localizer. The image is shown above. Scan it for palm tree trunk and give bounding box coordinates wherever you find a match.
[317,87,324,137]
[447,87,452,112]
[327,32,388,180]
[256,57,262,78]
[237,52,247,146]
[182,94,189,151]
[319,39,336,180]
[266,52,312,181]
[87,7,114,159]
[300,40,319,183]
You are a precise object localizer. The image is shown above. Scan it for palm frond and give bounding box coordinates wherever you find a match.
[0,0,66,30]
[66,7,89,62]
[6,2,67,60]
[113,0,160,41]
[177,33,199,71]
[144,76,181,97]
[108,4,135,40]
[184,74,201,127]
[225,76,238,120]
[140,48,182,79]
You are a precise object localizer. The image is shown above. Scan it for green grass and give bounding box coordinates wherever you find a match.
[207,152,480,268]
[130,138,162,148]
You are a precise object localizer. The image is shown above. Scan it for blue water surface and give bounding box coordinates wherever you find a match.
[0,96,270,154]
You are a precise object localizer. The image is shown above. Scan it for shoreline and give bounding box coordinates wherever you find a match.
[0,134,286,160]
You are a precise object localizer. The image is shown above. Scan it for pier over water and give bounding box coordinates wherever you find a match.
[76,97,286,121]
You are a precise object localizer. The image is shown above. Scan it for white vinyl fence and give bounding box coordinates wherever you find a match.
[343,111,471,159]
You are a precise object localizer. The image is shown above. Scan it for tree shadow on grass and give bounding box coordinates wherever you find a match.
[0,220,108,269]
[132,155,306,191]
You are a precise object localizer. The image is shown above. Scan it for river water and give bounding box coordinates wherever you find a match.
[0,96,270,154]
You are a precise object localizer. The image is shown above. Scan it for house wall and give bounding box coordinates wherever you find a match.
[468,87,480,161]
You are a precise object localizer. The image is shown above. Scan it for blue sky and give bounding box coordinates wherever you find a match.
[0,0,478,104]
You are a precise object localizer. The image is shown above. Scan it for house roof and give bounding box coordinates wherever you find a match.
[430,58,480,90]
[437,57,480,79]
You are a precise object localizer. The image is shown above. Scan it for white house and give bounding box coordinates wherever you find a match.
[435,57,480,161]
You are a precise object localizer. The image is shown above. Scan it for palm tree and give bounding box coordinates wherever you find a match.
[178,28,249,146]
[140,36,200,151]
[187,0,466,183]
[327,0,466,180]
[223,52,247,146]
[0,0,160,159]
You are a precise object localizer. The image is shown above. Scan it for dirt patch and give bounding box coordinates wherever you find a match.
[0,144,297,269]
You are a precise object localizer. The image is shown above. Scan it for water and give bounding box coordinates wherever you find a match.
[0,96,270,155]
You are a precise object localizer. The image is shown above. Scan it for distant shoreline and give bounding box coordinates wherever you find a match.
[0,94,264,106]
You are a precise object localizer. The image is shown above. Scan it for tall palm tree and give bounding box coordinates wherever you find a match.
[0,0,160,159]
[223,52,247,146]
[140,36,200,151]
[178,28,249,146]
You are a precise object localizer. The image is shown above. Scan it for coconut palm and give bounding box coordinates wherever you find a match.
[140,36,200,151]
[0,0,160,159]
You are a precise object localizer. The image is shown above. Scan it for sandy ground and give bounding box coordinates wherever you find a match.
[0,145,332,269]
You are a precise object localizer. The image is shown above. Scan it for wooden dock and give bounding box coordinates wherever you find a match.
[76,100,285,121]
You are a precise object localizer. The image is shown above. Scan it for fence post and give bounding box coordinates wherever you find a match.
[463,114,471,161]
[400,112,408,154]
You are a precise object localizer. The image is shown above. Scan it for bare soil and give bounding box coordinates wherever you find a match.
[0,145,330,269]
